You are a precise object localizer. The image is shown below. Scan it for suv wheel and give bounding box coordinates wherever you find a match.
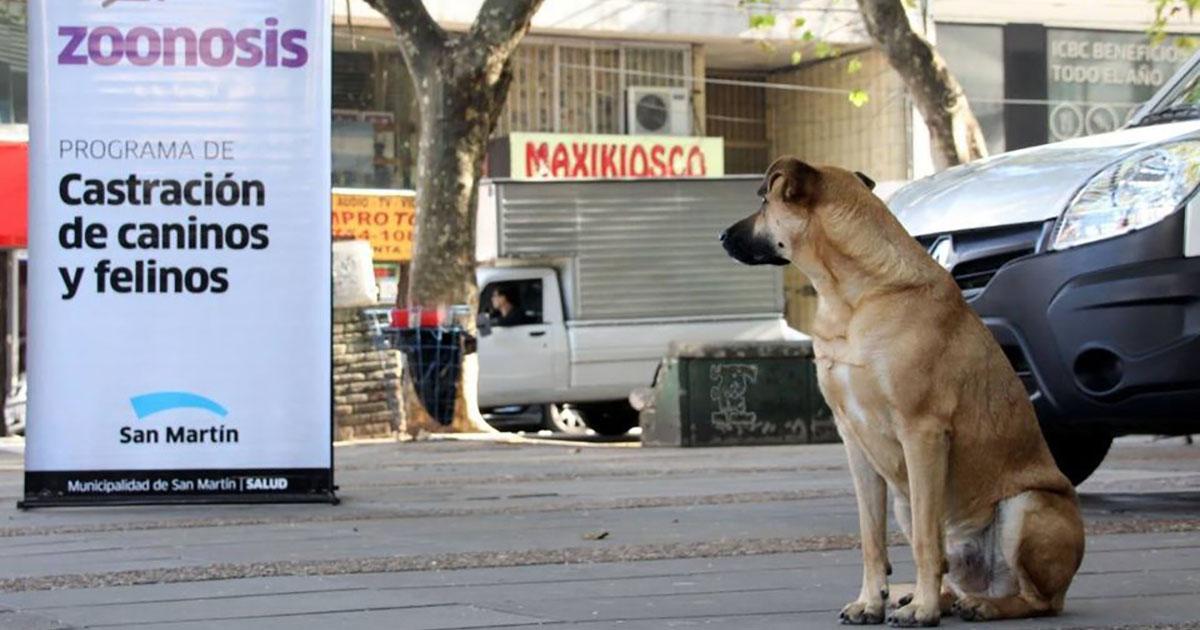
[1041,428,1113,486]
[577,402,638,436]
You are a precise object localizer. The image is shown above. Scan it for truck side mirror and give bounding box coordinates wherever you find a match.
[476,312,493,337]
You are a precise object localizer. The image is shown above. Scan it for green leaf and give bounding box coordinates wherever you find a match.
[848,90,870,108]
[801,30,815,42]
[749,14,776,29]
[847,57,863,74]
[814,41,836,58]
[793,17,807,29]
[791,50,804,65]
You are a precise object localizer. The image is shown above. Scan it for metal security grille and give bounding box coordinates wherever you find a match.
[489,177,783,321]
[495,39,691,137]
[0,17,25,71]
[706,72,769,175]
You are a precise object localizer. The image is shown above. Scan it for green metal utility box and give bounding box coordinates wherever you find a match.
[639,340,837,447]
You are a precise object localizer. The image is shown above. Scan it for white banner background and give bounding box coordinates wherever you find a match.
[26,0,331,473]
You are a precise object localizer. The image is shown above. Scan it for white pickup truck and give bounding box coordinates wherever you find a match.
[474,177,799,434]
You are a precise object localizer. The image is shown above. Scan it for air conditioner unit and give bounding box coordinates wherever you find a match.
[626,87,692,136]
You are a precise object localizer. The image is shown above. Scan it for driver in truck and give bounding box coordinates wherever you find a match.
[488,285,531,327]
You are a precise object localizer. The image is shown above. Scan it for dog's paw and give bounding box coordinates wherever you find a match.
[952,595,998,622]
[886,600,940,627]
[839,599,885,625]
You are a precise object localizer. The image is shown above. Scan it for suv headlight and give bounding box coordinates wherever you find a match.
[1051,140,1200,250]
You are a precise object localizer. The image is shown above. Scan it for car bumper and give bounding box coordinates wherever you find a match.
[968,211,1200,434]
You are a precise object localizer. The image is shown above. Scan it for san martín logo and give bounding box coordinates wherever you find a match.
[119,391,240,444]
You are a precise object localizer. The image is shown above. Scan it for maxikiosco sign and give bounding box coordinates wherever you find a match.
[23,0,334,506]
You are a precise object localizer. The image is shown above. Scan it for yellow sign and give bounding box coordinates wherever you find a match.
[331,188,415,262]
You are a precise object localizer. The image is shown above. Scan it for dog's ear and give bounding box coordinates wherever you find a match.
[854,171,876,191]
[761,157,820,204]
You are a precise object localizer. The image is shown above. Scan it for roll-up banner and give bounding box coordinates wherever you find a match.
[22,0,334,507]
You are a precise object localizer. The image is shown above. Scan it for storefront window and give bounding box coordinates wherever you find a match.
[331,41,418,190]
[937,23,1006,154]
[1047,29,1187,141]
[0,1,27,125]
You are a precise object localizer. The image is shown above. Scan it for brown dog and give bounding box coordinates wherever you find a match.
[721,157,1085,626]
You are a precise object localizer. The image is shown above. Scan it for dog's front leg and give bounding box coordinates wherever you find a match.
[888,424,949,628]
[840,436,889,625]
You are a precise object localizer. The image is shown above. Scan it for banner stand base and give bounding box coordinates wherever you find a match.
[18,490,339,510]
[19,469,338,509]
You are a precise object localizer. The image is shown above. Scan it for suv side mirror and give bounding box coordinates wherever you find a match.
[476,312,493,337]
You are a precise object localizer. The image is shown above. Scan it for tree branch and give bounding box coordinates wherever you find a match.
[363,0,446,72]
[467,0,546,65]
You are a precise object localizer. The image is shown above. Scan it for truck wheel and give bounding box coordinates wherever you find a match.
[1041,428,1113,486]
[577,402,638,436]
[545,404,588,435]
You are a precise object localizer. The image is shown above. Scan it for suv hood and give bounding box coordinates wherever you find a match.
[889,120,1200,237]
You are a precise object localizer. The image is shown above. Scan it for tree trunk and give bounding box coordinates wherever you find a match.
[404,54,513,434]
[365,0,541,433]
[407,58,508,310]
[856,0,987,169]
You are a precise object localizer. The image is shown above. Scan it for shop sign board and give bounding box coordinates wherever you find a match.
[1047,29,1189,140]
[332,188,415,262]
[490,132,725,180]
[23,0,334,506]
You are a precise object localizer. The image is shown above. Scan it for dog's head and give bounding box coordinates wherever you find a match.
[720,157,876,267]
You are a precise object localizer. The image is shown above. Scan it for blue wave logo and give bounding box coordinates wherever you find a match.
[130,392,228,419]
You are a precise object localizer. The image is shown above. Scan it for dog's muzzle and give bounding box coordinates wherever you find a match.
[720,216,790,266]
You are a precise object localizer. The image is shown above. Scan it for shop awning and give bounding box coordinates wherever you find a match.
[0,141,28,248]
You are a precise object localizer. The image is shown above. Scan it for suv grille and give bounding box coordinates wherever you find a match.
[917,221,1048,297]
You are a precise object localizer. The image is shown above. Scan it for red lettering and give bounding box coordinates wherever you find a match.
[525,142,549,178]
[517,139,714,180]
[630,146,649,177]
[600,144,618,177]
[570,143,590,178]
[668,146,684,175]
[650,145,666,177]
[686,146,707,176]
[550,143,570,177]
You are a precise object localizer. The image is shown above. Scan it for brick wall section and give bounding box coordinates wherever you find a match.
[767,48,910,181]
[332,308,403,441]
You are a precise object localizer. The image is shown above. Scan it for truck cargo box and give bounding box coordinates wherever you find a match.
[477,177,784,321]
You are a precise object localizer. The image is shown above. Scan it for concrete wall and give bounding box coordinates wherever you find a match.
[931,0,1200,33]
[335,0,868,72]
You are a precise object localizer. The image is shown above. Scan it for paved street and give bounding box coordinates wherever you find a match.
[0,435,1197,629]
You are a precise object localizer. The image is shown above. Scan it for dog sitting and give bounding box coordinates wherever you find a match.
[721,157,1085,627]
